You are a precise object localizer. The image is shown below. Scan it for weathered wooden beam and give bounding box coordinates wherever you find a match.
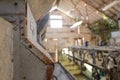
[83,0,116,21]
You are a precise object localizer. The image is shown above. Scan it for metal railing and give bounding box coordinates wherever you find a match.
[67,45,120,80]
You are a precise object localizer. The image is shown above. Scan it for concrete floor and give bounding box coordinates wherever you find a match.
[53,63,72,80]
[59,54,88,80]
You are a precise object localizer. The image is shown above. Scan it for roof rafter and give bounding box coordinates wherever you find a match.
[82,0,116,21]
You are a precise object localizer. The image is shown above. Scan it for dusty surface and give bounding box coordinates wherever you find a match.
[0,17,13,80]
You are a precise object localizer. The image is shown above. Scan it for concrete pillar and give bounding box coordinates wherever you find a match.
[0,17,13,80]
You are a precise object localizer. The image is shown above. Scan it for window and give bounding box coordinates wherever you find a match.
[50,15,62,28]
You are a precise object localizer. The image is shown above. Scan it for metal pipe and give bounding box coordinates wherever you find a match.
[67,54,105,71]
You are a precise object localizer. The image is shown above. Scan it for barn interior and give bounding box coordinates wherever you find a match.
[0,0,120,80]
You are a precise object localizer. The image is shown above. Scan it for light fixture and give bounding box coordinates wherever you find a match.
[45,38,47,42]
[53,38,58,41]
[70,21,83,28]
[102,0,120,11]
[84,3,87,7]
[86,16,89,20]
[96,11,99,14]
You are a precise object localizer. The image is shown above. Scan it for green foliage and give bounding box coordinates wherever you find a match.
[89,19,118,41]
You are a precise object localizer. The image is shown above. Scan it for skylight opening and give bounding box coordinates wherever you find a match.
[50,15,63,28]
